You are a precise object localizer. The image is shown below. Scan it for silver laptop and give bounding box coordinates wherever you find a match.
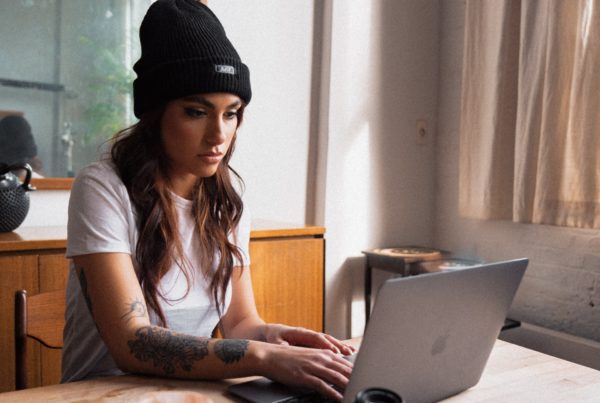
[228,258,528,403]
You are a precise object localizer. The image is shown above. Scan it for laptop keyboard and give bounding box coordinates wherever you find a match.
[275,391,337,403]
[227,374,346,403]
[274,354,356,402]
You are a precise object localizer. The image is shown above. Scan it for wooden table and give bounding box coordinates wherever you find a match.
[1,338,599,402]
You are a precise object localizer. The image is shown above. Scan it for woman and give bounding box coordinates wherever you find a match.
[61,0,353,401]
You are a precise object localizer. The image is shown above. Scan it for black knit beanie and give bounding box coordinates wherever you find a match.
[132,0,251,118]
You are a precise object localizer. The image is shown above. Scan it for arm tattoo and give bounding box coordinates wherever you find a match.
[214,339,249,364]
[78,268,94,316]
[128,326,209,374]
[121,297,147,322]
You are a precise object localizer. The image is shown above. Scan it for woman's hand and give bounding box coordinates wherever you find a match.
[263,324,355,356]
[259,342,353,401]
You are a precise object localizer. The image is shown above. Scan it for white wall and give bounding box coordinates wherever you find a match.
[322,0,439,338]
[211,0,316,224]
[23,190,70,227]
[435,0,600,343]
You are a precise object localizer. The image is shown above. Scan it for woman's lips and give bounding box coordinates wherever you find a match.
[198,152,223,164]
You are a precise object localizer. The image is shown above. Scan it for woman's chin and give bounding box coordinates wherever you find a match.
[195,166,220,178]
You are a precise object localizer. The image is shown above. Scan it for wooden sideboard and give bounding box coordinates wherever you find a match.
[0,222,325,392]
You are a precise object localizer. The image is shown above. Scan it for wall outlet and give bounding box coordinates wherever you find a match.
[416,119,428,145]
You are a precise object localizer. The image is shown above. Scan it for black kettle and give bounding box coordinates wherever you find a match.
[0,163,35,232]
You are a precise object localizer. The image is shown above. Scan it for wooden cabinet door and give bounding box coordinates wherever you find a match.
[249,238,324,332]
[0,251,68,392]
[36,253,69,388]
[0,254,38,392]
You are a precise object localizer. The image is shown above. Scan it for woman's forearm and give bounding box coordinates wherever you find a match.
[116,325,270,379]
[220,315,268,341]
[112,324,352,401]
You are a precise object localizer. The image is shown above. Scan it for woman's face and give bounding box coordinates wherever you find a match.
[160,92,242,197]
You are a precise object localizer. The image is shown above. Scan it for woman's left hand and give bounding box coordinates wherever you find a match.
[263,324,355,356]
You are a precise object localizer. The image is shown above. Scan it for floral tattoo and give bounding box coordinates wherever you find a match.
[214,339,249,364]
[128,326,209,374]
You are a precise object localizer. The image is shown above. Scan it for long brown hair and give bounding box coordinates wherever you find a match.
[110,104,246,326]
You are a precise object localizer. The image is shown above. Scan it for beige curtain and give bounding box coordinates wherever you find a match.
[459,0,600,228]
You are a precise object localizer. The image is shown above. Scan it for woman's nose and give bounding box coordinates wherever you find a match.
[205,117,227,145]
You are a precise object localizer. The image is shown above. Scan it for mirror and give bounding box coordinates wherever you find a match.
[0,0,152,189]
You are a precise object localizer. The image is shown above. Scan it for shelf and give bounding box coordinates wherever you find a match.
[0,78,65,93]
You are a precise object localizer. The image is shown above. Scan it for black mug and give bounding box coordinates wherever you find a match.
[354,387,404,403]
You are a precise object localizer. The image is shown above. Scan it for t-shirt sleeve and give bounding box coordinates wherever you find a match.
[66,163,134,257]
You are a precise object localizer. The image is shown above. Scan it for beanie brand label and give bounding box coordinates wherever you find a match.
[215,64,235,75]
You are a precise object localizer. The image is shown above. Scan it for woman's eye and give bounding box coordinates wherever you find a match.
[225,111,239,120]
[184,108,206,118]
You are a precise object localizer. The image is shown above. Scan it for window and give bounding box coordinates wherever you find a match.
[0,0,152,178]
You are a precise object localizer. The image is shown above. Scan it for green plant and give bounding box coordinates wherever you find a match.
[78,35,133,145]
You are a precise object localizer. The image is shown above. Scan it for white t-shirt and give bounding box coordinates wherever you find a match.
[61,160,251,382]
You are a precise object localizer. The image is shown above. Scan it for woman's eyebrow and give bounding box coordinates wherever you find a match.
[181,95,241,109]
